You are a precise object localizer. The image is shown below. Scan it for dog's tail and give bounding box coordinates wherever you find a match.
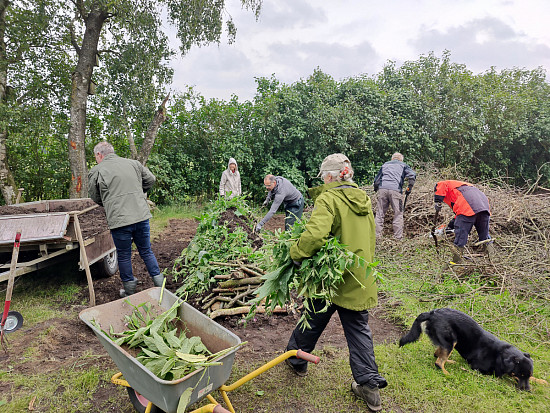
[399,311,432,347]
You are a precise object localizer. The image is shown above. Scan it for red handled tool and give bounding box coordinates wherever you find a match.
[1,230,24,349]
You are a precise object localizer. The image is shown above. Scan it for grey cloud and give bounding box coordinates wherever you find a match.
[257,0,327,29]
[171,46,257,100]
[266,40,380,82]
[412,17,550,71]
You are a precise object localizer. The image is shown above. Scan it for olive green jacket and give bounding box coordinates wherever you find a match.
[290,181,377,310]
[88,154,155,229]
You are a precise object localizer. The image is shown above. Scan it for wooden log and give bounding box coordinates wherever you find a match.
[240,266,264,278]
[243,264,266,274]
[213,274,231,280]
[210,261,240,267]
[212,286,251,293]
[200,292,215,304]
[201,295,232,310]
[218,276,262,288]
[210,305,288,320]
[228,286,253,308]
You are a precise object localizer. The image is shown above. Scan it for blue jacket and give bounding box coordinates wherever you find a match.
[373,160,416,193]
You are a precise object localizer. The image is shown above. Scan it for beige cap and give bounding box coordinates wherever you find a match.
[317,153,350,177]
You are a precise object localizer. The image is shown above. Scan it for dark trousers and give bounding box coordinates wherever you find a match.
[284,196,304,230]
[110,219,160,282]
[286,299,383,386]
[454,211,490,247]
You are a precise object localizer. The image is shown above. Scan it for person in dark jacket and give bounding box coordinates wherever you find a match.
[285,154,386,412]
[256,175,304,232]
[373,153,416,239]
[434,180,495,263]
[88,141,163,297]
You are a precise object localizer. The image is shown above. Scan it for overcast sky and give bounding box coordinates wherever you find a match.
[166,0,550,101]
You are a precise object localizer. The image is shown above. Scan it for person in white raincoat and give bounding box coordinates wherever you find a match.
[219,157,241,199]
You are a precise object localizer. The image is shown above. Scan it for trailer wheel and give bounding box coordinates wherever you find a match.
[91,250,118,278]
[126,387,163,413]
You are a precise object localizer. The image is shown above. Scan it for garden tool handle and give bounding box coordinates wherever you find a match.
[296,349,320,364]
[2,230,21,327]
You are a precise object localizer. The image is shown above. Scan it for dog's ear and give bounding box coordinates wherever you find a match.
[524,352,531,359]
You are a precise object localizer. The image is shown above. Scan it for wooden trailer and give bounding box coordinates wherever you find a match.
[0,199,118,306]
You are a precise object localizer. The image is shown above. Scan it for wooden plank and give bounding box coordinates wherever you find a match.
[73,214,96,307]
[83,230,114,265]
[0,213,70,245]
[6,198,95,213]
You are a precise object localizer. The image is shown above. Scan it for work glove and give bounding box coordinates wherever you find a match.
[262,200,269,208]
[434,202,442,212]
[255,223,263,233]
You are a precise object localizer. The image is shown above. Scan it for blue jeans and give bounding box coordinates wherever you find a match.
[110,219,160,282]
[454,211,491,247]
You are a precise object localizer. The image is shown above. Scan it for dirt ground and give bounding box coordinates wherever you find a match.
[79,214,403,357]
[1,213,404,411]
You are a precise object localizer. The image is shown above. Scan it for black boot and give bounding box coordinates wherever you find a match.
[152,274,164,287]
[120,278,138,297]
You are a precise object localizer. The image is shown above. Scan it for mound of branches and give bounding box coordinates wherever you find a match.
[173,196,269,317]
[368,164,550,301]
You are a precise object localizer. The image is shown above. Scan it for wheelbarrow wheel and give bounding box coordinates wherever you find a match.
[126,386,164,413]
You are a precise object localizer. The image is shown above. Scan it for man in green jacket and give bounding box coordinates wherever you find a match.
[88,141,163,297]
[285,154,386,412]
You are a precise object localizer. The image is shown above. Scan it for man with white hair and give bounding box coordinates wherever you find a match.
[373,152,416,239]
[88,141,163,297]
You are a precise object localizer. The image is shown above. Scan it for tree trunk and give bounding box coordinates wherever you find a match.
[0,0,16,205]
[138,93,170,165]
[68,9,107,198]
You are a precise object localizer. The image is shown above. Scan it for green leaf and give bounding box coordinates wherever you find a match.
[177,388,193,413]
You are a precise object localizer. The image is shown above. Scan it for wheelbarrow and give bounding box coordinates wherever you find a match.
[79,288,319,413]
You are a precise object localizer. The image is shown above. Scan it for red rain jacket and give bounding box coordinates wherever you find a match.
[434,180,490,217]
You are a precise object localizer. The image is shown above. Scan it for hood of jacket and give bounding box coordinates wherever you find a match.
[227,157,238,172]
[308,181,370,216]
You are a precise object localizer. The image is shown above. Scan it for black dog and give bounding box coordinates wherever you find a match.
[399,308,533,390]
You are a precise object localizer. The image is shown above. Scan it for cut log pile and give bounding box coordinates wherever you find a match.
[200,261,287,319]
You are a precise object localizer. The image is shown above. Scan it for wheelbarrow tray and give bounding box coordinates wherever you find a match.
[79,288,241,413]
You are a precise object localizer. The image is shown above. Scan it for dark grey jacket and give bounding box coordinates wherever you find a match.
[260,176,302,226]
[88,153,155,229]
[373,160,416,193]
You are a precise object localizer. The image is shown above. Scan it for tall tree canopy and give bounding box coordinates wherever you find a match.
[65,0,262,198]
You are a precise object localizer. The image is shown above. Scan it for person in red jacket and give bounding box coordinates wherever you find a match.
[434,180,495,263]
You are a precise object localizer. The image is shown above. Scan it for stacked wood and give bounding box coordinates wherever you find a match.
[200,262,289,318]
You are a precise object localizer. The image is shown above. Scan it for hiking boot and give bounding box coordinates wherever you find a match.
[285,358,307,377]
[351,381,382,412]
[450,245,464,264]
[485,242,496,259]
[152,274,165,287]
[120,278,138,298]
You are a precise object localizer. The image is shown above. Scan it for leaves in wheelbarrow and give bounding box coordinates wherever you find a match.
[177,387,193,413]
[99,300,221,380]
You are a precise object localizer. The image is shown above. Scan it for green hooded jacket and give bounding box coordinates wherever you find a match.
[289,181,377,310]
[88,153,155,229]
